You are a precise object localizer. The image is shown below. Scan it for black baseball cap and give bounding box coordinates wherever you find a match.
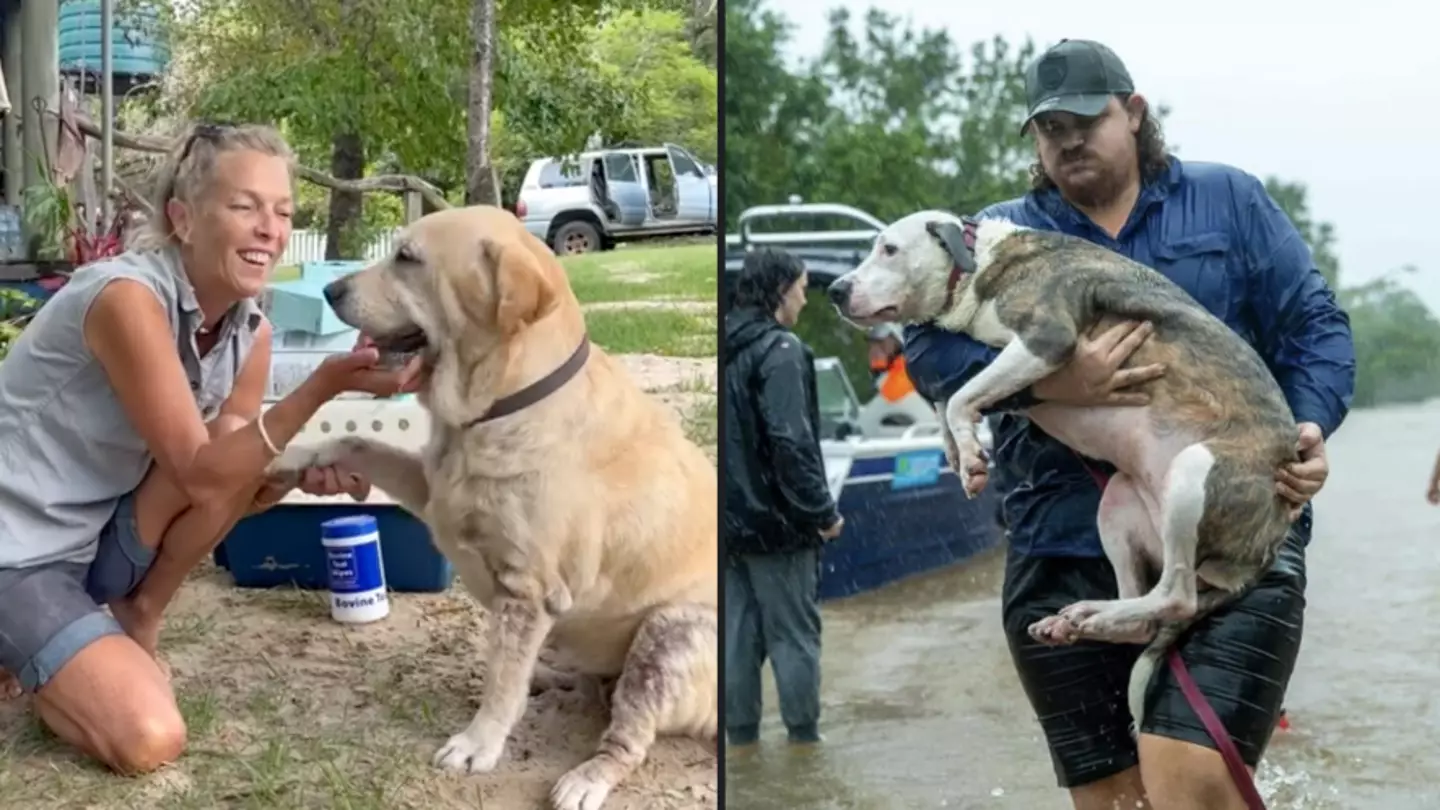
[1021,39,1135,134]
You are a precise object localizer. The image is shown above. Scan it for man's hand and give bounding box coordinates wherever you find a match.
[1276,422,1327,520]
[819,516,845,541]
[1032,320,1166,406]
[1426,481,1439,506]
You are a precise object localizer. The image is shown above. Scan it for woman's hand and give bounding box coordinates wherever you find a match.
[246,465,372,515]
[315,347,426,399]
[296,465,372,501]
[1032,321,1167,406]
[246,476,293,515]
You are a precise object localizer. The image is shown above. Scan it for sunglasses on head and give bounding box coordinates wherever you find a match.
[177,121,239,163]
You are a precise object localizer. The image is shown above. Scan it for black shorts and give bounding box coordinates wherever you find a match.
[1000,523,1308,788]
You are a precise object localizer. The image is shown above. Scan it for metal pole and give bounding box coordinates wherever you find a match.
[101,0,115,231]
[2,1,23,206]
[21,0,59,192]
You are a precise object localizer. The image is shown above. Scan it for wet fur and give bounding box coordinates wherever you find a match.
[266,206,717,809]
[830,210,1298,731]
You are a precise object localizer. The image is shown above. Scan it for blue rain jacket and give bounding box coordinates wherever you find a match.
[903,157,1356,558]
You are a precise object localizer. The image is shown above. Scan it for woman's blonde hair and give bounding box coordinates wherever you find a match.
[129,121,296,252]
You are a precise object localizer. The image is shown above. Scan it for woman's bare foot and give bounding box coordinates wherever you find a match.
[0,668,20,700]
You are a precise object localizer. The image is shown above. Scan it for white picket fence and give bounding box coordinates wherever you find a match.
[279,228,401,265]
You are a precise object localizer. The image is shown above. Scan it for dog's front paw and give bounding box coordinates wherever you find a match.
[954,439,990,499]
[940,431,962,476]
[265,443,323,477]
[265,436,366,477]
[1057,600,1106,626]
[1027,614,1080,646]
[551,760,616,810]
[433,725,507,774]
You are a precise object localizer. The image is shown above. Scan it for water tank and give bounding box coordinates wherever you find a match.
[58,0,170,89]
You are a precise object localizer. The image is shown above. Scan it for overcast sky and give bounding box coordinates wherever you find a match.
[759,0,1438,312]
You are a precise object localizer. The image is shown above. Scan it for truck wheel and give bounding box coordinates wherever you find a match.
[552,221,602,255]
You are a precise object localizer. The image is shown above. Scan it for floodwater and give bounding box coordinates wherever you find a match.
[725,402,1440,810]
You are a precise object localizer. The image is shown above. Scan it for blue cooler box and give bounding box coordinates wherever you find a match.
[213,504,454,593]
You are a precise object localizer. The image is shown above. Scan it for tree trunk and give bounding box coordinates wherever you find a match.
[465,0,500,206]
[325,131,365,259]
[687,0,717,68]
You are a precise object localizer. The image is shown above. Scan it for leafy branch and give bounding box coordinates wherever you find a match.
[58,111,452,210]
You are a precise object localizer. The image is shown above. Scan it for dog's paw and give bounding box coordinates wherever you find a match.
[1057,600,1107,626]
[960,465,989,499]
[948,432,990,499]
[1027,614,1080,646]
[551,760,616,810]
[265,436,366,477]
[433,726,507,774]
[940,428,962,472]
[264,444,319,477]
[956,451,989,499]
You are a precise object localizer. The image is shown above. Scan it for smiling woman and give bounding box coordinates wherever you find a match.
[0,121,424,776]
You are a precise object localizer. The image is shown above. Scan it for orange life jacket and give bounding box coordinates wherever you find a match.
[877,355,916,402]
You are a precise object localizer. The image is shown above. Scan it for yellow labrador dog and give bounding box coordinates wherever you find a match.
[268,206,718,809]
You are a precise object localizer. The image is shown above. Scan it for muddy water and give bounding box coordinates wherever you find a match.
[725,402,1440,810]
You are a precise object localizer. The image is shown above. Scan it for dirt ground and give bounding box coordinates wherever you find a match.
[0,354,718,810]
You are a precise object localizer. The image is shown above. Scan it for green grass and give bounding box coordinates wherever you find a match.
[562,243,715,304]
[272,242,715,310]
[680,395,718,451]
[273,243,716,307]
[0,565,720,810]
[586,307,716,357]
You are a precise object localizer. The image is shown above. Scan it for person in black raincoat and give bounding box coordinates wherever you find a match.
[723,247,844,748]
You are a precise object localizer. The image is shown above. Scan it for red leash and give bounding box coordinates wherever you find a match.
[1167,648,1268,809]
[1077,459,1267,810]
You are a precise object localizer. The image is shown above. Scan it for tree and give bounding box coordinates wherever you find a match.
[722,0,829,230]
[466,0,499,205]
[724,2,1037,394]
[1264,179,1439,406]
[1339,268,1440,407]
[592,8,718,162]
[144,0,670,255]
[149,0,471,256]
[726,0,1433,410]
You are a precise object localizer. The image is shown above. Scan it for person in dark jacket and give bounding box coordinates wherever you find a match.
[723,247,844,748]
[904,40,1354,809]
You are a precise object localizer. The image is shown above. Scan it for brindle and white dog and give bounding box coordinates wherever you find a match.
[827,210,1298,728]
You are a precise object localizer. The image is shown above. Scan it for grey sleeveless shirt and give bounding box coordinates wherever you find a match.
[0,247,263,568]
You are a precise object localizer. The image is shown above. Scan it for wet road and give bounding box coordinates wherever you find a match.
[725,402,1440,810]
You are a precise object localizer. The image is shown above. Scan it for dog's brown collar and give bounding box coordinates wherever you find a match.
[465,334,591,427]
[940,218,980,312]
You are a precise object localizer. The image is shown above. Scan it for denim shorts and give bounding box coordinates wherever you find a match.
[0,493,155,693]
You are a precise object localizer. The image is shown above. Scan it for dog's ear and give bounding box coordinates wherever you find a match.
[484,236,556,335]
[925,220,972,269]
